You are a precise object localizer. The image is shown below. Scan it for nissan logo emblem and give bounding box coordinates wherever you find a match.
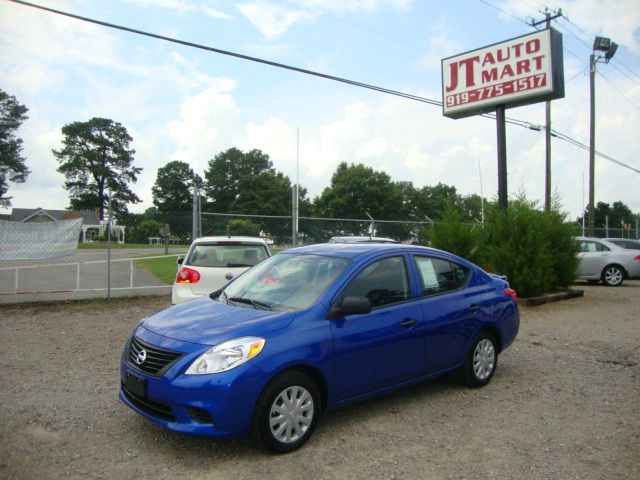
[135,349,147,365]
[224,272,234,280]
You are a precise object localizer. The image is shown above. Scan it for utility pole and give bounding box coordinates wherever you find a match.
[588,52,596,236]
[588,36,618,236]
[529,8,562,212]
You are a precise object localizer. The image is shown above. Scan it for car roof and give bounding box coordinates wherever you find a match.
[192,236,267,244]
[329,236,398,243]
[281,242,463,261]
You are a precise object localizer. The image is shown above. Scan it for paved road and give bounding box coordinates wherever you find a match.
[0,247,188,303]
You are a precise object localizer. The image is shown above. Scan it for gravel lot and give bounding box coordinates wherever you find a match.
[0,281,638,480]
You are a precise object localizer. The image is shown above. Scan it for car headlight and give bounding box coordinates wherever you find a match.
[185,337,265,374]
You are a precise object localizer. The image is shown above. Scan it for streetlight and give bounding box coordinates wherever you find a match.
[588,36,617,236]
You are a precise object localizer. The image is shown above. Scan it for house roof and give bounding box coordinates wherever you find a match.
[11,208,100,225]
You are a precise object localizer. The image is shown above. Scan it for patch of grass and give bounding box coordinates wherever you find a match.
[135,256,180,284]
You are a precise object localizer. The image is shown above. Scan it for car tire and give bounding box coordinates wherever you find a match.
[601,265,624,287]
[462,332,498,388]
[253,371,321,453]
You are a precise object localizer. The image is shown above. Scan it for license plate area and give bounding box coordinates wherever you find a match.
[124,371,146,397]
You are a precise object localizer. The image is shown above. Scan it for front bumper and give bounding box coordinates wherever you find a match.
[119,329,265,438]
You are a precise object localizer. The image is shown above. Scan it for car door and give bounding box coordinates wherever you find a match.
[577,240,610,277]
[329,255,425,401]
[413,255,481,373]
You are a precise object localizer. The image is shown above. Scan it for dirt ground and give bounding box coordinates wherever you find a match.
[0,281,638,480]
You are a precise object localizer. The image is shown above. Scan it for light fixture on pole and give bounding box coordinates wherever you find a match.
[588,35,617,236]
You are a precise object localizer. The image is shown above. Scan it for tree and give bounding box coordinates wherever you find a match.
[53,117,142,219]
[0,89,30,208]
[203,148,293,216]
[152,160,203,212]
[315,162,403,220]
[420,183,461,221]
[578,200,637,234]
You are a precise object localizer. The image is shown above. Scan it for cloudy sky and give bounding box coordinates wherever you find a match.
[1,0,639,219]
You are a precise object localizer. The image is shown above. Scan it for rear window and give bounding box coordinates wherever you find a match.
[186,243,269,267]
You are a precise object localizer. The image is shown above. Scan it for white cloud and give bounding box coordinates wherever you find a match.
[356,137,388,158]
[242,117,297,166]
[500,0,640,54]
[238,1,315,40]
[403,146,428,169]
[167,80,241,174]
[237,0,415,39]
[125,0,231,19]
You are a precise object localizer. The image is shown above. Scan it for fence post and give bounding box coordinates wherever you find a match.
[192,186,199,240]
[14,267,19,293]
[107,192,112,300]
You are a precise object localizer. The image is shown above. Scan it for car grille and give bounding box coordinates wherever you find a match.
[128,336,183,376]
[121,382,176,422]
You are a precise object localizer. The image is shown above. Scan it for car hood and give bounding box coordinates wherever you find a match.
[140,296,294,345]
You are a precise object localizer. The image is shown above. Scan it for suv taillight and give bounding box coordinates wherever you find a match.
[503,288,518,300]
[176,267,200,284]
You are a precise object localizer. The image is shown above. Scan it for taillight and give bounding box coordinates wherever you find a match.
[176,267,200,284]
[634,255,640,261]
[503,288,519,300]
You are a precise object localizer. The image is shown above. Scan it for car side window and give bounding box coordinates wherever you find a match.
[341,256,409,308]
[414,256,469,296]
[594,242,610,252]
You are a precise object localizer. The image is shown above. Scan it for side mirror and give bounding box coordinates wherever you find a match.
[177,256,184,265]
[328,296,371,319]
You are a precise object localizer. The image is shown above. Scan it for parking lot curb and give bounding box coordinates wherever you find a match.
[524,289,584,306]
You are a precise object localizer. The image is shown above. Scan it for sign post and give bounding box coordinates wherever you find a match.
[442,28,564,209]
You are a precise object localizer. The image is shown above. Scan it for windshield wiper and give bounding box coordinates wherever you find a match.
[228,296,272,310]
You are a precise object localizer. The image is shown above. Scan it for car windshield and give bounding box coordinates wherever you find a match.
[186,243,268,267]
[220,254,350,311]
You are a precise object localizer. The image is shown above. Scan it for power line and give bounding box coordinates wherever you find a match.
[271,0,438,56]
[7,0,639,176]
[474,0,529,25]
[5,0,441,107]
[560,16,640,83]
[596,71,640,112]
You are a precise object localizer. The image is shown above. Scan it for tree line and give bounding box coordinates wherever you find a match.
[1,89,638,239]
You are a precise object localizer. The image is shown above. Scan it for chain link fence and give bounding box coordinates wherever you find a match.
[571,225,638,239]
[0,211,434,304]
[3,208,637,304]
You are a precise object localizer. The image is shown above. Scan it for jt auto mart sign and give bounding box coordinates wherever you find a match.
[442,28,564,119]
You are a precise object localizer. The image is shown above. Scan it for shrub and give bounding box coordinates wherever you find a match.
[226,219,261,237]
[127,220,161,244]
[426,194,578,297]
[481,196,579,297]
[482,199,553,297]
[428,203,483,265]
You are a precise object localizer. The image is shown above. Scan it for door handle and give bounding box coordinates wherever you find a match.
[400,318,417,328]
[469,304,481,313]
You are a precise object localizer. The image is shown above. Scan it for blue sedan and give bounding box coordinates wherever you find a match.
[120,243,519,452]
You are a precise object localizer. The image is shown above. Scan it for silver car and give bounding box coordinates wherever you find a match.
[604,238,640,250]
[575,237,640,286]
